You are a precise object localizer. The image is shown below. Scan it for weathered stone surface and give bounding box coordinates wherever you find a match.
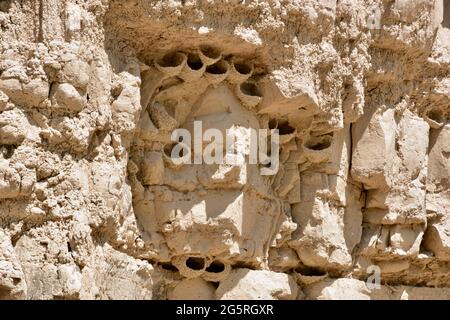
[0,229,27,299]
[50,83,86,112]
[169,278,215,300]
[216,269,299,300]
[304,278,450,300]
[0,0,448,300]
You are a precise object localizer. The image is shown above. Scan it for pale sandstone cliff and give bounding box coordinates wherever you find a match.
[0,0,449,300]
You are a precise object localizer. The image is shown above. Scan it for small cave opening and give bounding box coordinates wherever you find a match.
[158,262,179,272]
[156,51,185,68]
[268,118,277,130]
[277,120,295,135]
[206,60,228,75]
[240,82,262,97]
[199,45,221,60]
[185,257,205,270]
[233,61,253,75]
[187,53,203,70]
[427,109,446,124]
[205,261,226,273]
[306,140,330,151]
[268,119,295,135]
[1,145,16,159]
[305,134,333,151]
[295,266,327,277]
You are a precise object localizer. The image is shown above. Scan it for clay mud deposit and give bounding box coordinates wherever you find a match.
[0,0,449,300]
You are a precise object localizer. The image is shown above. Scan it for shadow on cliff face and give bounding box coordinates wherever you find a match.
[0,285,10,300]
[444,0,450,29]
[0,1,11,13]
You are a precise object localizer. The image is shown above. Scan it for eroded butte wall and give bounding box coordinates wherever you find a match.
[0,0,449,300]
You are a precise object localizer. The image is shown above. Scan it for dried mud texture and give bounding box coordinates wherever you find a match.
[0,0,449,300]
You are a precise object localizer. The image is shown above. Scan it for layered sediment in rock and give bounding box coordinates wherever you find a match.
[0,0,449,300]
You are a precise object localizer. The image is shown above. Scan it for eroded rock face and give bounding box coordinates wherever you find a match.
[0,0,449,300]
[216,268,299,300]
[303,278,450,300]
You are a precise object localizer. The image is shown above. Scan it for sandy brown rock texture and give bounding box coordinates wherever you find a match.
[0,0,449,300]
